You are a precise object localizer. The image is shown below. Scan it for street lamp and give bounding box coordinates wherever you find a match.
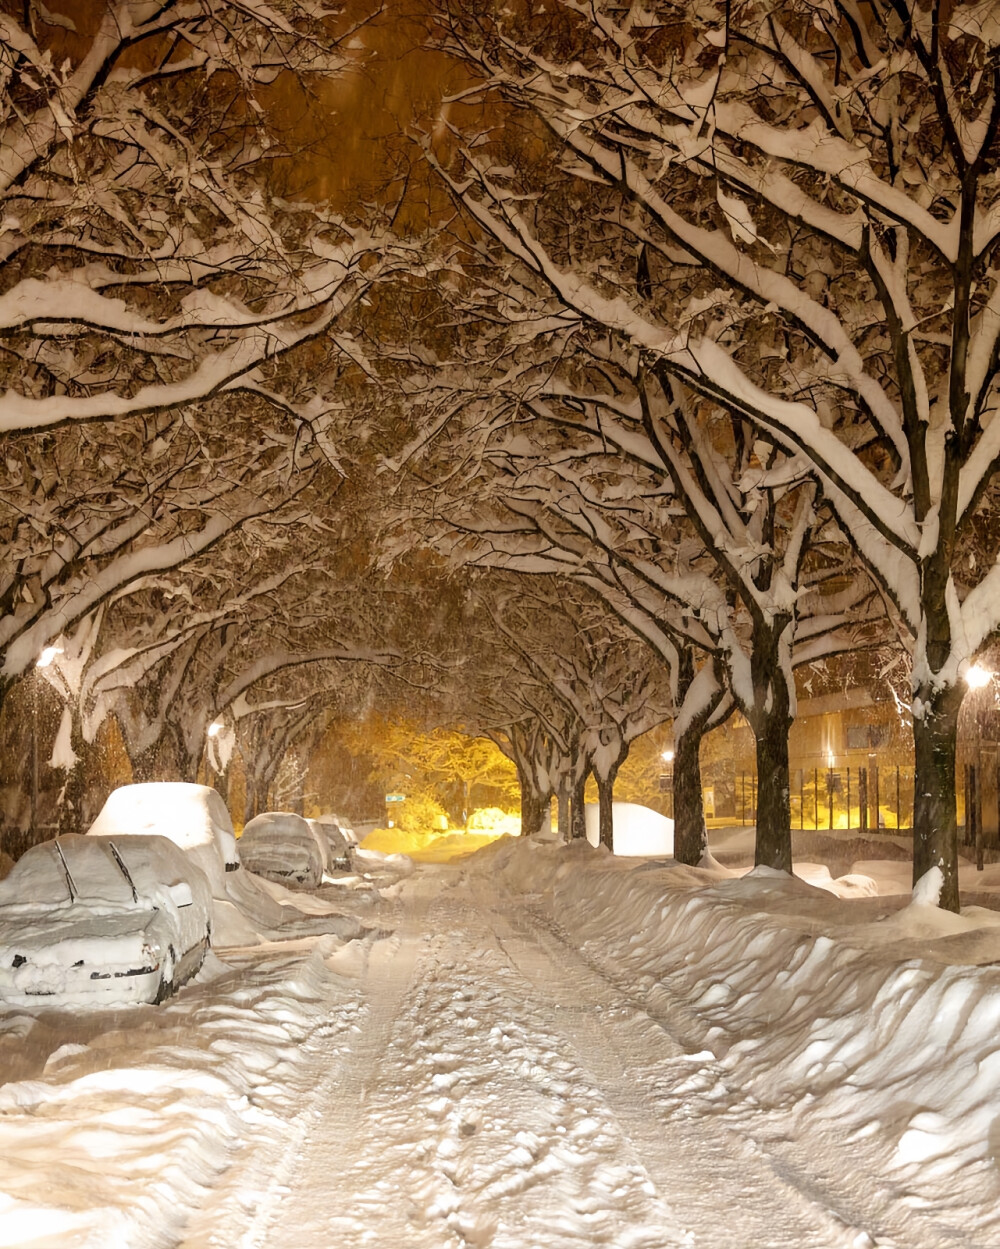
[965,663,992,690]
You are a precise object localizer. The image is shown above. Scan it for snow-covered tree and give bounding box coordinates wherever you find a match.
[0,399,328,709]
[0,0,418,699]
[422,0,1000,908]
[0,1,405,438]
[384,359,878,865]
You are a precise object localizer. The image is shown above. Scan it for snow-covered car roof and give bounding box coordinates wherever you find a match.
[87,783,239,897]
[240,812,324,889]
[0,834,213,1008]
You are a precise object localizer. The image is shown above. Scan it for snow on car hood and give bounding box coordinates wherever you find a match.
[0,907,156,978]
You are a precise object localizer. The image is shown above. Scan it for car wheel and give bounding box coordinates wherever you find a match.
[155,946,176,1004]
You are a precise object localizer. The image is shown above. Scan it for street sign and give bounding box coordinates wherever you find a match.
[385,793,406,803]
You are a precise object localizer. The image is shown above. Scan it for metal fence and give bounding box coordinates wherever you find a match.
[734,765,916,831]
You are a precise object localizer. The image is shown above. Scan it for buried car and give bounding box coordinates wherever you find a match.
[87,782,239,897]
[0,834,213,1008]
[239,812,324,889]
[315,812,358,847]
[307,817,352,870]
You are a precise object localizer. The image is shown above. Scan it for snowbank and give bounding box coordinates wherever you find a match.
[0,937,355,1248]
[482,837,1000,1201]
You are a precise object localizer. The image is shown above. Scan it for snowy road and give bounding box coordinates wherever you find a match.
[179,866,888,1249]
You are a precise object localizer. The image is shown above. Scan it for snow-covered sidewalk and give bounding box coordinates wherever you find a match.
[4,841,1000,1247]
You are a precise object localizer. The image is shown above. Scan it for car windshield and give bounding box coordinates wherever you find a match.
[1,838,136,907]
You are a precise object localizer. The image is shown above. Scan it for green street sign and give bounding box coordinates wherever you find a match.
[385,793,406,803]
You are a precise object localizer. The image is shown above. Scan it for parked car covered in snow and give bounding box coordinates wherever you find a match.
[0,834,213,1008]
[315,812,358,846]
[87,783,239,897]
[239,812,324,889]
[307,817,351,870]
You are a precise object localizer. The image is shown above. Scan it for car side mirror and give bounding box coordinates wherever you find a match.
[168,882,194,908]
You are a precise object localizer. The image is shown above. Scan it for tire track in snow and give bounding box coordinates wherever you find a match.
[235,886,432,1249]
[480,876,883,1249]
[240,872,692,1248]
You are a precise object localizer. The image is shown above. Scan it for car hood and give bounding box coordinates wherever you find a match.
[0,904,158,966]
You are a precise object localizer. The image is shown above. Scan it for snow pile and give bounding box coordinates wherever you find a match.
[0,937,361,1249]
[584,802,674,856]
[485,838,1000,1210]
[792,861,879,898]
[213,868,370,946]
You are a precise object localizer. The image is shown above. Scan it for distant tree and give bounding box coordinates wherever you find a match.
[480,579,673,848]
[338,711,518,825]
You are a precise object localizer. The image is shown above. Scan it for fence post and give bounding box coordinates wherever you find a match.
[970,764,983,870]
[964,763,972,846]
[814,768,819,830]
[859,768,868,834]
[873,763,880,830]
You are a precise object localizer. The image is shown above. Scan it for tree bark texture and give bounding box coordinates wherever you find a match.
[673,728,707,865]
[570,770,588,840]
[517,764,548,837]
[912,682,964,913]
[753,704,793,872]
[596,770,616,850]
[557,787,570,841]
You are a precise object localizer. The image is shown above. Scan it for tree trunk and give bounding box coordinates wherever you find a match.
[753,698,793,871]
[55,713,87,837]
[127,731,184,784]
[517,764,547,836]
[740,617,795,872]
[570,769,588,839]
[557,786,570,841]
[912,682,964,913]
[213,761,231,807]
[673,727,707,865]
[596,769,617,850]
[671,651,728,866]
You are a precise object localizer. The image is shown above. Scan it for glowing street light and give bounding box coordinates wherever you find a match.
[661,749,675,763]
[965,663,992,690]
[36,645,62,669]
[206,720,223,738]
